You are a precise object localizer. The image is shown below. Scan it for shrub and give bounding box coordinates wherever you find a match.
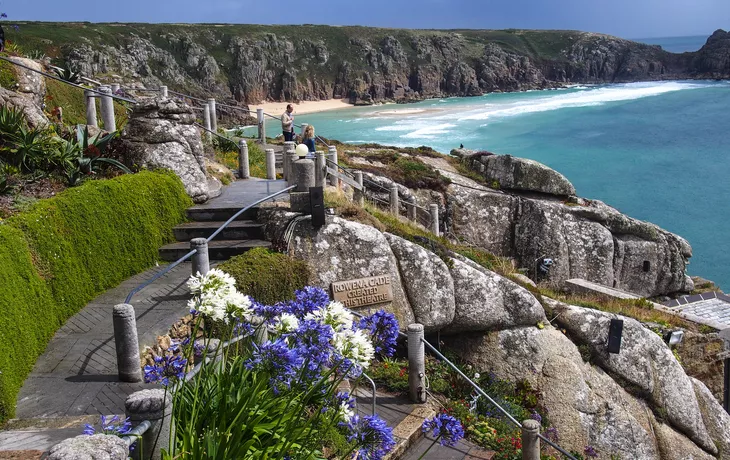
[0,171,191,422]
[217,248,310,305]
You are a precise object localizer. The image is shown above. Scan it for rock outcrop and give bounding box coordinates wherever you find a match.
[451,150,576,196]
[0,57,49,128]
[259,208,729,458]
[432,152,693,297]
[550,300,717,453]
[121,98,211,203]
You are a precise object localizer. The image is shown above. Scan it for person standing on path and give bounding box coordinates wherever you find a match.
[302,124,316,155]
[281,104,294,142]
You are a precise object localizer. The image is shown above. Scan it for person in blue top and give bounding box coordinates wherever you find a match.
[303,125,316,155]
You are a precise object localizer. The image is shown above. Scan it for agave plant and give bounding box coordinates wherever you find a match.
[53,65,81,84]
[56,125,132,186]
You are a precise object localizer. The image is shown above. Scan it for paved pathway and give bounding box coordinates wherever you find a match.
[663,291,730,330]
[188,177,290,212]
[0,263,192,453]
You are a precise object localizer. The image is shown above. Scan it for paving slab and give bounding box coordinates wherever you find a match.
[1,263,192,452]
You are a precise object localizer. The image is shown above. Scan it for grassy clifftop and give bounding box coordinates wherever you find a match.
[4,23,720,104]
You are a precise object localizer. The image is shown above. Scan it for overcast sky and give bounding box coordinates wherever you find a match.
[4,0,729,38]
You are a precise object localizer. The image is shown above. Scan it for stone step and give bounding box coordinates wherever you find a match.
[159,239,271,261]
[185,206,259,222]
[173,220,264,242]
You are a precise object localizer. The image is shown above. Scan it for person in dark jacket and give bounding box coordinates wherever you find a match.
[0,24,5,53]
[302,124,316,155]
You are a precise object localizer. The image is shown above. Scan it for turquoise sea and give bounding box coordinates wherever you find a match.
[280,37,730,290]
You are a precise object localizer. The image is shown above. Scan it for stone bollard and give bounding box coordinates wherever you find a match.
[257,108,265,142]
[354,171,365,207]
[327,146,339,187]
[110,83,121,94]
[407,324,426,403]
[252,316,269,345]
[265,148,276,180]
[203,105,212,142]
[126,390,173,460]
[283,141,296,180]
[407,197,417,222]
[286,149,298,185]
[84,89,98,128]
[521,419,541,460]
[49,434,128,460]
[390,185,400,215]
[238,139,250,179]
[208,98,217,132]
[293,159,315,193]
[159,85,168,98]
[190,238,210,276]
[113,304,143,383]
[429,204,440,236]
[98,85,116,131]
[315,150,326,188]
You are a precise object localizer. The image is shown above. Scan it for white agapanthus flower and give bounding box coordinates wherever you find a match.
[304,301,353,331]
[333,329,375,369]
[223,290,253,321]
[338,401,355,422]
[274,313,299,334]
[187,269,237,296]
[196,291,228,323]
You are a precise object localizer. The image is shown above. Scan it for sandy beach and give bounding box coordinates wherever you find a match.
[249,99,354,116]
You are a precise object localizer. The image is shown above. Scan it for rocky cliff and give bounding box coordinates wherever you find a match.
[8,23,730,105]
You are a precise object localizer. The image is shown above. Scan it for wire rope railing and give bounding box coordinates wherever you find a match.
[0,56,138,104]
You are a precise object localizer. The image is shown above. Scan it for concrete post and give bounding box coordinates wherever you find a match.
[327,146,339,187]
[238,139,249,179]
[110,83,120,94]
[126,390,173,460]
[98,85,116,131]
[265,148,276,180]
[429,204,440,236]
[48,435,128,460]
[293,159,315,193]
[407,197,417,222]
[286,149,298,185]
[257,108,265,142]
[315,150,326,188]
[407,324,426,403]
[113,304,143,383]
[190,238,210,276]
[203,105,212,142]
[390,185,400,215]
[208,98,217,132]
[159,85,168,98]
[252,316,269,345]
[283,141,296,180]
[354,171,364,207]
[84,90,98,128]
[301,122,309,138]
[521,419,541,460]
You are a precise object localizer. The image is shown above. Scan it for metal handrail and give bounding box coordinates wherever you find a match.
[0,56,138,104]
[124,185,296,304]
[121,420,151,447]
[194,122,238,145]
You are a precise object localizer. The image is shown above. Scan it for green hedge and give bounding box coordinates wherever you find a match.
[0,171,192,422]
[218,248,310,306]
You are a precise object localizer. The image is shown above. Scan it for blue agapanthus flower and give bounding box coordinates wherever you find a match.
[345,414,396,460]
[358,310,400,357]
[83,415,132,436]
[245,338,302,392]
[143,354,187,386]
[422,413,464,447]
[284,286,330,318]
[290,318,335,381]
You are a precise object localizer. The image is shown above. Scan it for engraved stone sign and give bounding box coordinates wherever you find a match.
[331,275,393,308]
